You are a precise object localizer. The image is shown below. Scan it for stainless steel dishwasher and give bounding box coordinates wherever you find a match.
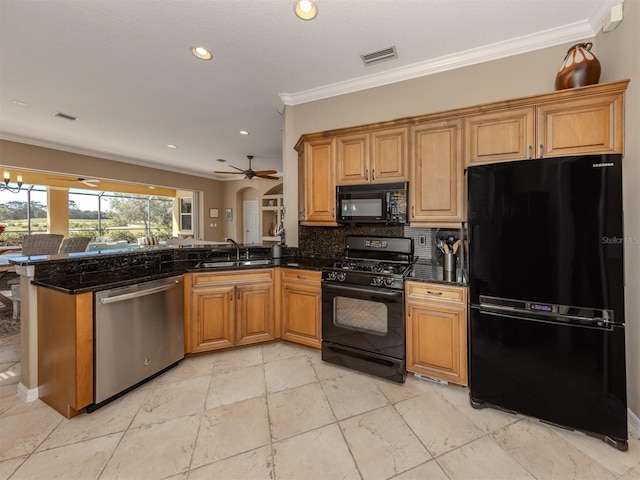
[93,275,184,407]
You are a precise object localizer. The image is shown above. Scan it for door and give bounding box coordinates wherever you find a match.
[236,281,275,345]
[468,154,624,311]
[243,200,260,244]
[190,285,235,352]
[469,307,628,447]
[321,283,404,359]
[411,119,463,223]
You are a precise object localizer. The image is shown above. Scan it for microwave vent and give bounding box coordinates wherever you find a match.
[360,46,398,66]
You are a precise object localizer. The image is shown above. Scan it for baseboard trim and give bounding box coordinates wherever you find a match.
[17,382,39,402]
[629,408,640,435]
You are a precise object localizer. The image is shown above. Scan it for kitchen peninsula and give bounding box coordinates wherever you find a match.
[12,243,459,418]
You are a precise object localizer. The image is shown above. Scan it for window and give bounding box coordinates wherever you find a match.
[179,197,193,232]
[0,185,49,241]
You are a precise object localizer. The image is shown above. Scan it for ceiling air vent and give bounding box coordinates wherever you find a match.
[360,45,398,66]
[53,112,79,121]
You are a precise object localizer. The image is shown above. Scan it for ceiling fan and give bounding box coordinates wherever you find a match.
[214,155,279,180]
[48,177,101,188]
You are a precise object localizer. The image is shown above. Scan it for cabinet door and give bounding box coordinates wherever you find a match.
[190,286,235,352]
[336,133,369,185]
[411,119,463,224]
[281,276,321,348]
[465,108,535,165]
[406,301,467,385]
[537,92,624,157]
[370,126,409,183]
[303,138,337,224]
[236,281,275,345]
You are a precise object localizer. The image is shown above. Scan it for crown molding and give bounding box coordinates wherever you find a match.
[279,18,603,107]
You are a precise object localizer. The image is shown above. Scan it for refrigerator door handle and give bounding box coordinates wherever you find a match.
[477,304,615,330]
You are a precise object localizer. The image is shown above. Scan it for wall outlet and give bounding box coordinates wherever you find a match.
[419,235,426,246]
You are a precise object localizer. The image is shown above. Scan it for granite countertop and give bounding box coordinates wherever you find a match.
[29,253,466,294]
[30,255,337,294]
[410,260,468,287]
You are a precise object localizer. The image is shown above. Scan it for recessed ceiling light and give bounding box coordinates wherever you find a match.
[191,46,212,60]
[238,130,249,136]
[166,144,177,149]
[294,0,318,20]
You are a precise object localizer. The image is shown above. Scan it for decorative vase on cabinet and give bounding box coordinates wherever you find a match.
[555,42,601,90]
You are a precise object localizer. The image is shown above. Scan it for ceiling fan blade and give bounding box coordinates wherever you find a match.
[256,174,281,180]
[229,165,245,172]
[214,170,245,174]
[253,170,278,175]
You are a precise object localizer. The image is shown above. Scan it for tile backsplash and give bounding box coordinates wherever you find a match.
[297,224,466,265]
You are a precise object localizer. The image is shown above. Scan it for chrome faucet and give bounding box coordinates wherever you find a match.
[224,237,240,260]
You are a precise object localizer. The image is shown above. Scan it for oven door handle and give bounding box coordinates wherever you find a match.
[322,283,402,298]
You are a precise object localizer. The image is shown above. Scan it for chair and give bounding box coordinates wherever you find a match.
[20,234,64,256]
[59,236,91,254]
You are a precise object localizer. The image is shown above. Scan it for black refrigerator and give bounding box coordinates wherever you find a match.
[467,154,628,451]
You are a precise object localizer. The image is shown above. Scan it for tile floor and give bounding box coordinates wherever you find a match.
[1,335,639,480]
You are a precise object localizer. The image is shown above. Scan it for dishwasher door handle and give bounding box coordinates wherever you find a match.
[99,281,180,304]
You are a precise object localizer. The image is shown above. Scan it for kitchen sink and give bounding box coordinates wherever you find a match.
[196,259,273,269]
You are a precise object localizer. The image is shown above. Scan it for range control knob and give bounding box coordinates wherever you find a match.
[383,277,395,287]
[327,271,337,281]
[337,272,347,282]
[372,276,384,286]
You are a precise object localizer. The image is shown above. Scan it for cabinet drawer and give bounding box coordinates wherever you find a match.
[281,268,321,282]
[192,269,274,286]
[405,281,467,305]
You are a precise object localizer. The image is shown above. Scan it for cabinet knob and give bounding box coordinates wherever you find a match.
[411,206,415,218]
[365,169,369,181]
[426,291,443,296]
[372,169,376,180]
[297,275,307,280]
[539,144,544,158]
[528,145,533,159]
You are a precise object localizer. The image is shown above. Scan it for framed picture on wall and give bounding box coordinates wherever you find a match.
[225,208,233,221]
[209,208,219,218]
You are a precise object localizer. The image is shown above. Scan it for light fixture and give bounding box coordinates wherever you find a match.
[1,170,23,193]
[166,144,177,149]
[191,46,212,60]
[238,130,249,136]
[294,0,317,20]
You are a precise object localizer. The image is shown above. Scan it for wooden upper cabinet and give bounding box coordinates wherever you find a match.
[466,81,627,166]
[537,92,624,158]
[337,133,369,184]
[336,127,408,185]
[410,119,463,225]
[465,107,535,165]
[298,137,338,225]
[370,127,409,183]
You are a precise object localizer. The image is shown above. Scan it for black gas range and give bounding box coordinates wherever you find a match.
[321,236,414,383]
[322,236,414,290]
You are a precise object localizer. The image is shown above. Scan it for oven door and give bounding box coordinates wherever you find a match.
[322,282,405,359]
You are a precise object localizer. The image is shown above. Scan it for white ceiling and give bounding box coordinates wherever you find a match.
[0,0,620,181]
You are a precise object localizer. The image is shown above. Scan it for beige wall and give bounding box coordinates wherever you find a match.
[0,140,225,241]
[597,0,640,419]
[283,28,639,421]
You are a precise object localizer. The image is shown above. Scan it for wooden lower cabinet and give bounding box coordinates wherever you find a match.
[280,268,322,348]
[405,281,468,385]
[186,270,276,353]
[37,288,94,418]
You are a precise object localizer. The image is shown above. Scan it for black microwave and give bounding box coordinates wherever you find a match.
[336,182,408,224]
